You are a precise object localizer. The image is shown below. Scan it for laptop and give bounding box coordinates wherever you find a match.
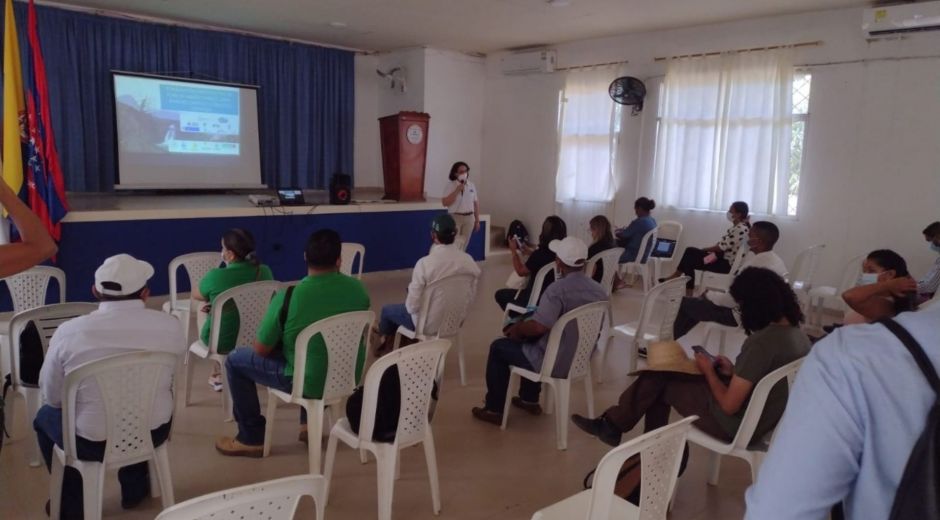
[650,238,677,258]
[276,188,305,206]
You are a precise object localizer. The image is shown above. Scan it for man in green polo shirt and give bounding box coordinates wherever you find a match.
[215,229,370,457]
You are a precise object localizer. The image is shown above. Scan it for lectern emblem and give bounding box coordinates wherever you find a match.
[406,124,424,145]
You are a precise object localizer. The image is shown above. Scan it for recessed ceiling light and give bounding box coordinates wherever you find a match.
[328,21,347,28]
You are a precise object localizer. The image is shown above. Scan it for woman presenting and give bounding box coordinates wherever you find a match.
[441,161,479,251]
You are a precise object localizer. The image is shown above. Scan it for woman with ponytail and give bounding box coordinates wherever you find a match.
[193,228,274,391]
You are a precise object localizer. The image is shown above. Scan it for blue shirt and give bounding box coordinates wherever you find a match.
[744,304,940,520]
[616,215,656,263]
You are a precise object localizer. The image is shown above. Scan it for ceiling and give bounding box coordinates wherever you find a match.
[47,0,873,53]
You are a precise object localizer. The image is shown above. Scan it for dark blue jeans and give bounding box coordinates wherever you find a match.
[225,347,304,446]
[378,303,415,335]
[34,405,170,520]
[484,338,542,412]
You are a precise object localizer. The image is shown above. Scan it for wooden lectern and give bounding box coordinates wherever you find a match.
[379,111,430,201]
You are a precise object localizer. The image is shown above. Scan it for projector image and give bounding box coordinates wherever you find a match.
[248,194,278,207]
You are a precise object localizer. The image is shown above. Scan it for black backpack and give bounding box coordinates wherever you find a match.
[507,219,529,246]
[881,318,940,520]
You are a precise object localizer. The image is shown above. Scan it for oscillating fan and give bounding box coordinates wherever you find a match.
[608,76,646,115]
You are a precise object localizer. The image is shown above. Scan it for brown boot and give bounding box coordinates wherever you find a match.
[215,436,263,458]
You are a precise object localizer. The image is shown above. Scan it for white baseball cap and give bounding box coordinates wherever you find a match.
[94,254,154,296]
[549,237,589,267]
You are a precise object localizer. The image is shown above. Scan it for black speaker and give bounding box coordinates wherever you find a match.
[329,174,351,205]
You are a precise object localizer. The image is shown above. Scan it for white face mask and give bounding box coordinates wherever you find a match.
[726,212,734,222]
[857,272,879,286]
[458,173,468,182]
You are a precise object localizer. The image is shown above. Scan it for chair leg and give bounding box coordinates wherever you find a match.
[749,451,766,484]
[153,445,175,507]
[706,451,723,486]
[392,333,402,351]
[148,460,161,498]
[25,389,42,467]
[323,433,340,505]
[263,391,278,457]
[555,382,571,450]
[183,351,195,406]
[49,456,64,520]
[81,464,105,520]
[3,391,16,444]
[220,357,233,422]
[500,372,518,430]
[596,333,610,384]
[423,431,442,514]
[457,336,466,387]
[543,383,554,415]
[583,373,595,419]
[375,446,398,520]
[307,404,325,475]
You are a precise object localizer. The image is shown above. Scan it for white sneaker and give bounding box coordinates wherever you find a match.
[208,374,223,392]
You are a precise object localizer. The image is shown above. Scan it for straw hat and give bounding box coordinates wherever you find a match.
[628,341,701,376]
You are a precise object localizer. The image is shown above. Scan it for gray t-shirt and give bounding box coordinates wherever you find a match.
[710,324,811,442]
[522,271,608,376]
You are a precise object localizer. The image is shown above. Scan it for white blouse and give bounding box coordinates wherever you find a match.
[446,180,478,214]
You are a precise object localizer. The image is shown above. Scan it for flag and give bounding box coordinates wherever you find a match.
[2,0,26,199]
[23,0,68,240]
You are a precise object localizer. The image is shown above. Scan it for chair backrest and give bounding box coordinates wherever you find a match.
[728,241,751,275]
[525,262,556,308]
[413,273,477,339]
[837,254,866,294]
[291,310,374,402]
[62,351,178,467]
[540,301,609,381]
[167,252,221,311]
[8,302,98,387]
[585,247,625,296]
[357,339,450,447]
[634,227,658,265]
[208,281,281,354]
[584,416,696,520]
[340,242,366,279]
[789,244,826,292]
[3,266,66,312]
[655,220,683,244]
[634,277,689,342]
[155,475,324,520]
[729,357,804,450]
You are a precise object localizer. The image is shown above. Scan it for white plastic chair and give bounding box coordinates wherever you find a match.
[4,302,98,467]
[600,277,688,378]
[808,254,864,327]
[393,273,476,385]
[161,252,221,347]
[0,266,66,376]
[502,301,608,450]
[183,280,281,420]
[695,242,749,296]
[504,262,555,318]
[620,228,658,293]
[156,474,325,520]
[531,416,696,520]
[50,351,178,520]
[323,339,451,520]
[585,247,625,297]
[340,242,366,279]
[789,244,826,313]
[650,220,684,283]
[263,310,374,474]
[687,357,804,486]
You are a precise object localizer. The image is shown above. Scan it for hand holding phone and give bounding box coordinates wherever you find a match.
[692,345,718,366]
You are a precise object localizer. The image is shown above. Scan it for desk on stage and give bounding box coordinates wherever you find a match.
[30,190,489,306]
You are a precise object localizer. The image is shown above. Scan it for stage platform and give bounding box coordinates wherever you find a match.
[9,189,490,309]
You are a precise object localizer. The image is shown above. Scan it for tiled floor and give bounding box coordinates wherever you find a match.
[0,253,754,519]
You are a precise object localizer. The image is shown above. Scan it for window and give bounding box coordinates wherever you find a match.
[555,67,621,203]
[789,72,812,216]
[651,50,807,217]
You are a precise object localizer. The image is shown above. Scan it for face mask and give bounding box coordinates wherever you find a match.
[726,212,734,222]
[932,242,940,253]
[857,272,879,286]
[458,173,468,182]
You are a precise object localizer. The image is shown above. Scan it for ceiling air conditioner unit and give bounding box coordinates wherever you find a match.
[863,1,940,36]
[501,49,556,75]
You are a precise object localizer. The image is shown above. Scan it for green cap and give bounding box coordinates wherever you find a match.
[431,214,457,236]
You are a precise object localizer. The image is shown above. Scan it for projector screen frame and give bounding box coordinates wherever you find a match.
[111,70,266,191]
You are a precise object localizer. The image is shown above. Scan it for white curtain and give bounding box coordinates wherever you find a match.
[555,66,621,241]
[651,49,794,216]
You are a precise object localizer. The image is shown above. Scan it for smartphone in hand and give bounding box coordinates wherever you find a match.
[692,345,719,367]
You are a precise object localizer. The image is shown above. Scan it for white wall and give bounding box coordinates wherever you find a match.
[354,48,485,199]
[480,7,940,289]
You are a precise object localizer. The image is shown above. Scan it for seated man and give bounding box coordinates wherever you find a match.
[216,229,370,456]
[35,254,185,517]
[672,221,787,339]
[374,214,481,354]
[471,236,607,424]
[917,221,940,301]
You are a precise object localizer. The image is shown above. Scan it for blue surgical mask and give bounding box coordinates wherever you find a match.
[857,272,879,286]
[932,242,940,253]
